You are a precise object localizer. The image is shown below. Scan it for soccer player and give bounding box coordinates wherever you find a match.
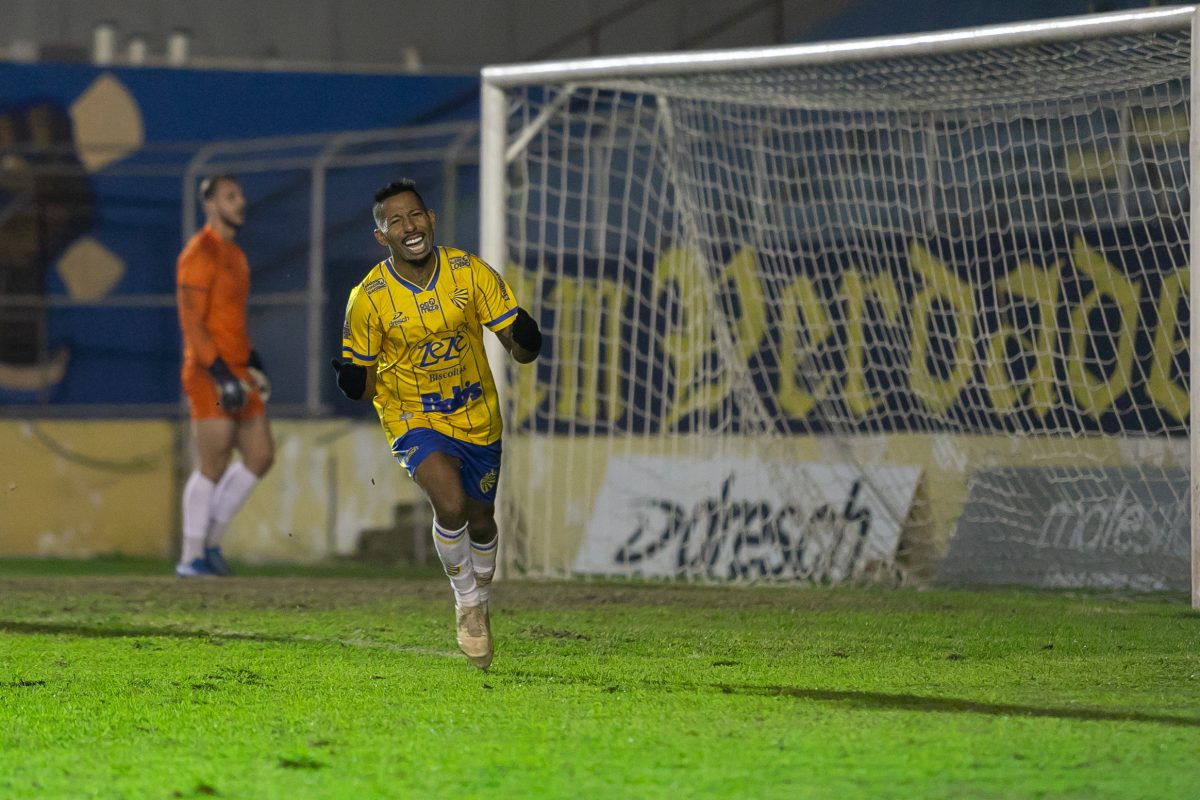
[331,179,542,669]
[175,174,275,577]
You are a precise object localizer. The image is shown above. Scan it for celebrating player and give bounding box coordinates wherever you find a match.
[331,179,542,669]
[175,174,275,577]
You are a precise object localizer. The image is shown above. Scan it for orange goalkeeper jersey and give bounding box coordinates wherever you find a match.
[341,246,519,446]
[176,225,252,369]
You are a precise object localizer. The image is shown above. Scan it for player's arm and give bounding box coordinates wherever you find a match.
[178,281,246,412]
[494,307,542,364]
[331,285,380,401]
[330,359,376,401]
[177,283,218,366]
[473,256,542,364]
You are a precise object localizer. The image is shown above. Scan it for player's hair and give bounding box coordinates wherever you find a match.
[372,179,427,229]
[199,173,239,202]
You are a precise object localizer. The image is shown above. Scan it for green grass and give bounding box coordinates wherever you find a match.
[1,559,1197,799]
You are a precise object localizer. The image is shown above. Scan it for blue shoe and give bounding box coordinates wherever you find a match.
[176,558,216,577]
[204,546,232,577]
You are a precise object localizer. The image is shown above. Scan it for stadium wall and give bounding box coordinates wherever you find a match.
[0,420,426,564]
[500,433,1187,582]
[2,418,1184,583]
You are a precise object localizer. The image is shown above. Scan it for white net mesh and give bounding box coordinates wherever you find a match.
[492,19,1193,588]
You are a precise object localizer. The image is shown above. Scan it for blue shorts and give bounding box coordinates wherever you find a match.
[391,428,503,503]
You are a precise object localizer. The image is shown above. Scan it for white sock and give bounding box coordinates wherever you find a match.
[471,535,498,604]
[180,471,215,564]
[433,519,478,607]
[207,462,260,548]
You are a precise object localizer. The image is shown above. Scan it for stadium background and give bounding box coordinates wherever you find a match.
[0,0,1178,575]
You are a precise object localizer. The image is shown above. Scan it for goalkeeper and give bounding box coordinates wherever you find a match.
[175,174,275,578]
[332,179,542,670]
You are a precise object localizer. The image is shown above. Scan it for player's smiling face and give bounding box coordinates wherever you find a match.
[375,192,437,267]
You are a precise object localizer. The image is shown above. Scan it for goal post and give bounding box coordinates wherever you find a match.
[481,6,1200,603]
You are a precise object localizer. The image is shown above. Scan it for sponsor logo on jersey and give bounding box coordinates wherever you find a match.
[420,381,483,414]
[398,411,413,421]
[388,311,410,328]
[415,328,468,369]
[450,287,469,309]
[418,297,440,314]
[450,255,470,270]
[364,277,388,295]
[342,319,351,338]
[428,366,465,382]
[485,263,510,301]
[480,468,498,495]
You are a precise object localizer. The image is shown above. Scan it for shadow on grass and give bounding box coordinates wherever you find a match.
[3,618,1197,730]
[716,683,1200,728]
[500,667,1200,729]
[0,619,301,645]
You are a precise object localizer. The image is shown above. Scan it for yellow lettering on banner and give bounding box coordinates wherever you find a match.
[907,242,975,413]
[1065,237,1141,419]
[841,271,901,417]
[724,246,767,363]
[1147,267,1189,421]
[776,273,832,418]
[552,280,585,422]
[655,246,729,427]
[503,264,547,428]
[984,259,1062,415]
[575,278,626,423]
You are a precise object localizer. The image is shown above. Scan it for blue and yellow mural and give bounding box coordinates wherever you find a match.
[0,62,477,407]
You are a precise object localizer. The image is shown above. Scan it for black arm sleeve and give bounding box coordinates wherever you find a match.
[330,358,368,401]
[510,307,543,356]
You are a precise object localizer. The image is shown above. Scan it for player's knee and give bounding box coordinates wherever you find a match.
[245,449,273,477]
[198,456,230,482]
[469,517,497,543]
[432,497,468,531]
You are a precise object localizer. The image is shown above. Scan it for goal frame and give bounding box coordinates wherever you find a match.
[479,5,1200,606]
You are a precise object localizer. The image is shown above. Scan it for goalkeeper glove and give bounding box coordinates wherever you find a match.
[208,356,246,413]
[330,358,368,401]
[247,349,271,402]
[511,307,543,356]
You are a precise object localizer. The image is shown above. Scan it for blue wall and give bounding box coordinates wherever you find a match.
[0,63,478,410]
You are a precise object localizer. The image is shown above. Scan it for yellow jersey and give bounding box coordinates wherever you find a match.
[341,246,519,445]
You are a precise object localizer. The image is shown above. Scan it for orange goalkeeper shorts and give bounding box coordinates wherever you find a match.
[181,363,266,421]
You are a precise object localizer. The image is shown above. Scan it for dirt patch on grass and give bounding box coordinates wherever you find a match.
[0,572,938,616]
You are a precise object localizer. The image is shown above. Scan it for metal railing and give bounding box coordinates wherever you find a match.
[0,121,480,416]
[183,121,480,416]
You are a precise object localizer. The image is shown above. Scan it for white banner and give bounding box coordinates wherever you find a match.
[573,457,921,581]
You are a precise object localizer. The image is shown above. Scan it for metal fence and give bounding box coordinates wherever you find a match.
[0,120,481,417]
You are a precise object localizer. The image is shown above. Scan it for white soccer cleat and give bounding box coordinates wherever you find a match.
[456,603,492,670]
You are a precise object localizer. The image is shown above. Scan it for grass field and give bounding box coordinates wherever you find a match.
[1,558,1198,799]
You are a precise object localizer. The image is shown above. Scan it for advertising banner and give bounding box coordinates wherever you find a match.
[573,456,921,581]
[939,466,1189,590]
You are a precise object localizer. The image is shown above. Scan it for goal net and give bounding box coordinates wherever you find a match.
[480,8,1197,596]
